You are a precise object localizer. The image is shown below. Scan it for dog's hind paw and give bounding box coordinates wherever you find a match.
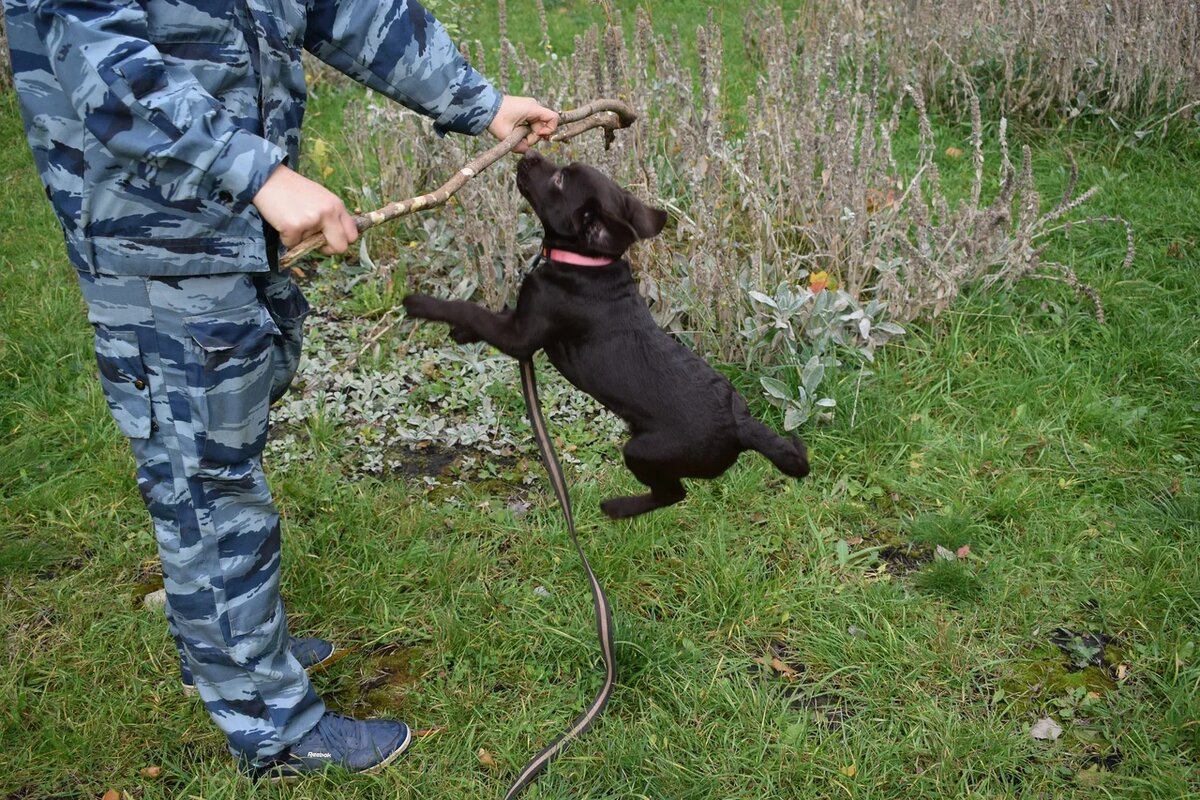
[600,496,645,520]
[786,436,811,478]
[601,488,685,520]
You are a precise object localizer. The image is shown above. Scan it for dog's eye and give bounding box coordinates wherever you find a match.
[552,171,565,189]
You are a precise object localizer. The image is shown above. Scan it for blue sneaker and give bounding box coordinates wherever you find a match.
[243,711,412,780]
[180,636,336,695]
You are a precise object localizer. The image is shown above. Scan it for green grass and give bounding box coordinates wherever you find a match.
[451,0,808,103]
[2,4,1199,798]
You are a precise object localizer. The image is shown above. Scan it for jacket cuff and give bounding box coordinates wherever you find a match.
[432,66,502,137]
[204,128,288,210]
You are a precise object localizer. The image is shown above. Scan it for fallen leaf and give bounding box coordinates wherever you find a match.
[770,656,799,678]
[945,146,964,158]
[1116,662,1130,681]
[477,748,498,769]
[1030,717,1063,741]
[138,766,162,779]
[845,536,864,546]
[756,652,800,678]
[839,763,858,778]
[956,544,971,559]
[102,791,120,800]
[414,726,445,738]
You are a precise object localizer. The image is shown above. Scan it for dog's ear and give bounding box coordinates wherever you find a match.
[581,199,635,255]
[581,192,668,255]
[624,193,668,240]
[581,195,667,254]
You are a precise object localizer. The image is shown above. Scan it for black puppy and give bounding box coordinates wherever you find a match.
[404,151,809,519]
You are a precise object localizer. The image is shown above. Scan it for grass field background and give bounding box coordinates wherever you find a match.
[2,2,1198,798]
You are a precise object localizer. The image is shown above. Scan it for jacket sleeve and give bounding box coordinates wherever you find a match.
[27,0,286,209]
[304,0,502,137]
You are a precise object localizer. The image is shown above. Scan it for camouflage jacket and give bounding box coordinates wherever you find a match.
[5,0,500,276]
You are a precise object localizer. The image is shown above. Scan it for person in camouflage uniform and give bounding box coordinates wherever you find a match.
[5,0,557,777]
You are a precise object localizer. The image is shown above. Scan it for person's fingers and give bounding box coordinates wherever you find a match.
[532,109,558,135]
[342,212,359,247]
[279,227,302,248]
[510,118,551,153]
[319,208,350,255]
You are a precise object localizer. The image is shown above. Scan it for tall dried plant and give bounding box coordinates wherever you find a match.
[330,2,1134,374]
[0,5,11,93]
[825,0,1200,125]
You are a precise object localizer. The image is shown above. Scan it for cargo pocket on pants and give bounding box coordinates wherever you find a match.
[183,300,281,472]
[93,326,152,440]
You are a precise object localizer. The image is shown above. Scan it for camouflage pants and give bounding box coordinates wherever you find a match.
[76,268,325,763]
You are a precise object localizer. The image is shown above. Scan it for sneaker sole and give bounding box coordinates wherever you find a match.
[262,723,414,783]
[182,645,338,697]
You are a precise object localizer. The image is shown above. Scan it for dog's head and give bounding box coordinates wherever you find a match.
[516,151,667,258]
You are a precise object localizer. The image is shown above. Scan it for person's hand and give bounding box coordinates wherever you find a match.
[252,164,359,255]
[487,95,558,153]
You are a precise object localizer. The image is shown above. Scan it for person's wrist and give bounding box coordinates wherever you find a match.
[209,129,287,211]
[252,163,292,208]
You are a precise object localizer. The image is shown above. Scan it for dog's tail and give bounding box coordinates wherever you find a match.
[735,400,810,478]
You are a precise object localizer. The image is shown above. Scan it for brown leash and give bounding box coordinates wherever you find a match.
[507,315,617,797]
[287,106,638,794]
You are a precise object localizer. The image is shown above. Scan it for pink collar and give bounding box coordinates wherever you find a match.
[543,247,614,267]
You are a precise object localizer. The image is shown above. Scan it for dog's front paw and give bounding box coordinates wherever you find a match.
[788,436,811,479]
[450,325,481,344]
[402,293,443,321]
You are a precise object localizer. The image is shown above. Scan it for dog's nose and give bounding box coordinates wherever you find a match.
[517,151,542,182]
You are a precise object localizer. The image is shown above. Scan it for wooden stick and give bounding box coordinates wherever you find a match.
[280,98,636,268]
